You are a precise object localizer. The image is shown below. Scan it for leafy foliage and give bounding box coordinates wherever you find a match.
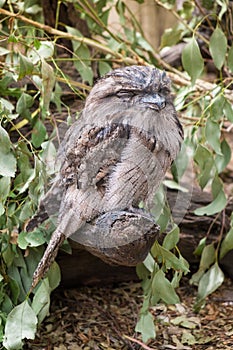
[0,0,232,347]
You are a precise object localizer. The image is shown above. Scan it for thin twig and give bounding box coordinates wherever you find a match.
[123,334,155,350]
[1,7,233,103]
[0,8,133,63]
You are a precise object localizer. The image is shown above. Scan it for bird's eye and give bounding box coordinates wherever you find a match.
[160,87,170,95]
[116,90,135,98]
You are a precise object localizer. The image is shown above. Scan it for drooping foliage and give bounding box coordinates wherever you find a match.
[0,0,232,347]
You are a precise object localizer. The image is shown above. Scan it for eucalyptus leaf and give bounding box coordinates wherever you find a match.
[209,26,227,70]
[163,180,188,193]
[25,230,47,247]
[224,98,233,122]
[215,139,231,173]
[74,60,93,85]
[194,187,226,215]
[205,118,221,154]
[191,244,215,285]
[3,300,37,350]
[0,177,11,201]
[152,269,180,304]
[194,144,214,189]
[163,225,180,251]
[161,27,182,48]
[152,243,189,273]
[136,262,151,280]
[98,61,112,76]
[47,261,61,291]
[135,312,155,343]
[16,93,34,117]
[17,231,28,250]
[181,37,204,84]
[193,237,206,256]
[31,120,47,148]
[41,60,56,113]
[220,227,233,260]
[32,279,50,324]
[18,54,34,80]
[0,125,16,177]
[210,94,225,121]
[142,253,155,273]
[28,41,54,64]
[196,262,224,303]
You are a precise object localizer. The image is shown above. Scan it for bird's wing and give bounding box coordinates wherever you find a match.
[104,128,171,212]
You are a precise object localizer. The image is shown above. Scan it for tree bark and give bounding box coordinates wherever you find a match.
[57,187,233,287]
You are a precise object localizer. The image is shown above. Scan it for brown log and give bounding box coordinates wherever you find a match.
[57,187,233,287]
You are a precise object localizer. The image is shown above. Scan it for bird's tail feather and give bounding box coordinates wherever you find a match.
[30,230,66,293]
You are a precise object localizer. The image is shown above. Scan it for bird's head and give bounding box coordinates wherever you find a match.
[85,65,173,112]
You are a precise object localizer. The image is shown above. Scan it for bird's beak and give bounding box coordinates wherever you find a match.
[141,93,166,110]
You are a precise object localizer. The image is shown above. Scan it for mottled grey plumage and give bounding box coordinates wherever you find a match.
[30,65,183,290]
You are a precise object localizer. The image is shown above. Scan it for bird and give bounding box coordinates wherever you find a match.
[29,65,183,291]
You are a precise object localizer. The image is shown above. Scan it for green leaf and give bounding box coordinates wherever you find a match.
[191,243,215,285]
[205,118,221,154]
[25,4,42,14]
[163,225,180,251]
[136,33,154,52]
[209,26,227,70]
[0,176,11,201]
[41,59,56,113]
[163,179,188,192]
[66,26,83,50]
[220,227,233,260]
[224,98,233,122]
[74,44,93,85]
[47,261,61,291]
[25,230,47,247]
[142,253,155,273]
[32,279,50,324]
[161,27,183,48]
[40,140,57,175]
[196,262,224,306]
[17,231,28,250]
[152,243,189,273]
[16,93,34,117]
[194,175,227,215]
[171,140,190,181]
[228,45,233,73]
[18,53,34,80]
[210,94,225,121]
[181,37,204,84]
[98,61,112,76]
[135,312,155,342]
[215,139,231,173]
[28,41,54,64]
[152,269,180,304]
[19,201,34,222]
[136,263,151,280]
[3,300,37,350]
[31,119,47,148]
[0,125,16,177]
[193,237,206,256]
[194,144,214,189]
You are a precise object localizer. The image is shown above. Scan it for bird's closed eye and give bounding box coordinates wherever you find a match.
[116,90,136,98]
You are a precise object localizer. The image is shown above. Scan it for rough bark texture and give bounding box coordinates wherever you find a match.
[57,187,233,287]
